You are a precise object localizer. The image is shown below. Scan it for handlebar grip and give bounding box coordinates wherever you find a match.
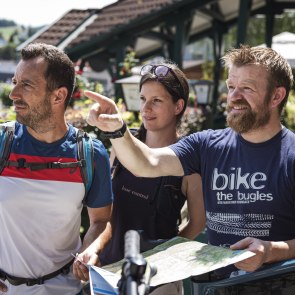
[124,230,140,259]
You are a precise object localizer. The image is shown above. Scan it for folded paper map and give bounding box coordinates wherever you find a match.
[90,236,255,294]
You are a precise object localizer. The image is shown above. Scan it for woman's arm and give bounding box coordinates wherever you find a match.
[178,173,206,240]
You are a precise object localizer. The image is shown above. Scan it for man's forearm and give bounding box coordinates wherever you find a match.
[81,221,111,254]
[111,129,183,178]
[266,239,295,264]
[110,129,158,177]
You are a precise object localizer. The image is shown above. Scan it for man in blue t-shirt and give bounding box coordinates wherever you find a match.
[85,46,295,291]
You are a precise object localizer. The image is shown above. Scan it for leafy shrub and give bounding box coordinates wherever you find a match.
[0,83,13,106]
[0,44,17,60]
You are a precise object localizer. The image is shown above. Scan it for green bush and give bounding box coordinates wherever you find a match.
[0,44,17,60]
[0,83,13,106]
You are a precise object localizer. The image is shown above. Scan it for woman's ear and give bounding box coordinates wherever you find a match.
[175,98,185,115]
[53,86,68,105]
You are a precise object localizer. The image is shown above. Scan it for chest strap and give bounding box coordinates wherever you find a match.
[0,258,74,286]
[0,158,85,171]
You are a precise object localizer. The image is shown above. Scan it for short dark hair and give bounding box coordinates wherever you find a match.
[222,45,294,113]
[21,42,75,108]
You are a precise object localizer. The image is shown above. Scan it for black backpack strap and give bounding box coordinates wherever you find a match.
[111,128,138,180]
[3,158,83,170]
[111,157,123,180]
[0,121,16,175]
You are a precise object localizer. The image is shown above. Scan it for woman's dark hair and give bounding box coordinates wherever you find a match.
[137,61,189,141]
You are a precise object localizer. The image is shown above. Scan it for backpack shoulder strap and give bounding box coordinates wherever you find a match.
[0,121,16,175]
[76,128,94,203]
[111,128,138,179]
[111,156,123,179]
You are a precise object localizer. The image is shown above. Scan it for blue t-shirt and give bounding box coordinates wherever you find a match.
[170,127,295,273]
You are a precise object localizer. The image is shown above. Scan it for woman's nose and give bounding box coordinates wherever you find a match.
[141,100,152,111]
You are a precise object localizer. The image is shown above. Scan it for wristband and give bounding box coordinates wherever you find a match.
[100,122,127,139]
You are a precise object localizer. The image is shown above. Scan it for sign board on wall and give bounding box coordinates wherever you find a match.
[121,83,140,111]
[116,75,141,111]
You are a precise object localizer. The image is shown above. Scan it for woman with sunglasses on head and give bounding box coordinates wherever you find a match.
[106,62,205,294]
[76,62,206,294]
[109,62,205,294]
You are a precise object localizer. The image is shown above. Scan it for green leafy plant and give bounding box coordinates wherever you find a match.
[118,48,139,78]
[0,83,13,106]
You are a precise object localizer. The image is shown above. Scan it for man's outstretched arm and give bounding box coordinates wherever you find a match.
[85,90,184,178]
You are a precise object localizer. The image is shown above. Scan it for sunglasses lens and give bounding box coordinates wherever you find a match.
[154,66,169,77]
[140,65,153,75]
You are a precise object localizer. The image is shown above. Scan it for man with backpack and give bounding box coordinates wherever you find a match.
[0,43,113,295]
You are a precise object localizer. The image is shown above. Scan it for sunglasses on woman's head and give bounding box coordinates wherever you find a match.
[140,64,183,97]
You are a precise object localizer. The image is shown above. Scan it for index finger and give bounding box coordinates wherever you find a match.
[84,90,119,118]
[84,90,116,107]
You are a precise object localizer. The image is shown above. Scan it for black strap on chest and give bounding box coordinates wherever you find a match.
[2,157,85,171]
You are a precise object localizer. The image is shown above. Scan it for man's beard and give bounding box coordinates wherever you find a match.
[226,98,271,133]
[16,94,53,132]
